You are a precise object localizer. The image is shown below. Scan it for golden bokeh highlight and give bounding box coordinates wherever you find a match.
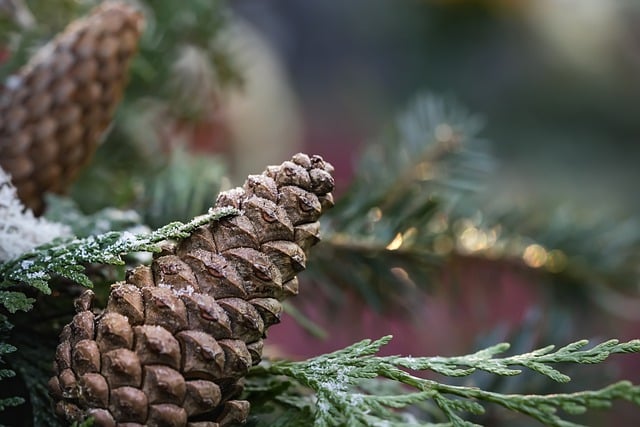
[523,244,548,268]
[386,232,404,250]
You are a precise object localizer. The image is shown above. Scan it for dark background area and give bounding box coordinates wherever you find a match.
[231,0,640,215]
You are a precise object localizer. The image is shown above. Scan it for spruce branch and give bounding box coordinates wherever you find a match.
[313,93,640,315]
[247,336,640,426]
[140,148,228,228]
[313,94,493,308]
[0,206,238,309]
[325,94,491,236]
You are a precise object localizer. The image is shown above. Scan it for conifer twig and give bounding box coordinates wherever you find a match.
[247,336,640,426]
[0,315,24,412]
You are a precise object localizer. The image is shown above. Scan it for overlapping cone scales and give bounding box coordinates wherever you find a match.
[49,153,335,426]
[0,1,143,213]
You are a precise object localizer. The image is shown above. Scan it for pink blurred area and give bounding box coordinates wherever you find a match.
[268,257,542,360]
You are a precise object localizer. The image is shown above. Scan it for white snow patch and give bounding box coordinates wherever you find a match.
[0,167,70,261]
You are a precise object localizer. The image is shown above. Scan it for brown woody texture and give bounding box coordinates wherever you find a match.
[0,1,142,214]
[49,153,335,426]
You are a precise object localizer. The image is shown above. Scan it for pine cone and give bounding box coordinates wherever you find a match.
[0,1,143,214]
[49,154,335,426]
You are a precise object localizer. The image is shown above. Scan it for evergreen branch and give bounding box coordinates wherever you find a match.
[0,396,24,413]
[140,148,228,229]
[430,381,640,427]
[313,94,494,308]
[9,334,66,426]
[326,94,491,236]
[249,336,640,426]
[312,92,640,317]
[0,315,23,414]
[0,206,238,301]
[0,291,35,314]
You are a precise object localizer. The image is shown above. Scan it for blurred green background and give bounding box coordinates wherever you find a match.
[231,0,640,215]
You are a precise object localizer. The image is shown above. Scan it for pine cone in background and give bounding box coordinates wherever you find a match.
[0,1,143,214]
[48,154,335,426]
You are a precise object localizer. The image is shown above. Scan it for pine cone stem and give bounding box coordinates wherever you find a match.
[49,153,335,426]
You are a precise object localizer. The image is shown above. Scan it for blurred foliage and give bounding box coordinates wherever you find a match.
[0,0,239,217]
[139,148,228,229]
[45,195,146,237]
[309,93,640,315]
[313,94,493,309]
[233,0,640,212]
[9,334,64,427]
[0,314,23,415]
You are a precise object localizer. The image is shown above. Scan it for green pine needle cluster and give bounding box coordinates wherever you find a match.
[246,336,640,427]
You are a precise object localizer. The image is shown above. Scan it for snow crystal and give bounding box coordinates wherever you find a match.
[0,166,71,261]
[115,231,138,246]
[347,394,364,406]
[24,270,46,280]
[224,187,245,198]
[158,282,196,297]
[316,399,331,415]
[173,285,196,297]
[20,260,34,269]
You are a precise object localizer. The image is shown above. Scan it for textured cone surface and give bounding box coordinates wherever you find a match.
[0,1,143,214]
[49,153,335,426]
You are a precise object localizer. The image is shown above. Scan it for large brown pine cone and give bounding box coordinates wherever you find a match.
[0,1,142,214]
[48,154,335,426]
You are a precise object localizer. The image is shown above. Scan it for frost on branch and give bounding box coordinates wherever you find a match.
[0,206,238,297]
[247,336,640,427]
[0,166,70,262]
